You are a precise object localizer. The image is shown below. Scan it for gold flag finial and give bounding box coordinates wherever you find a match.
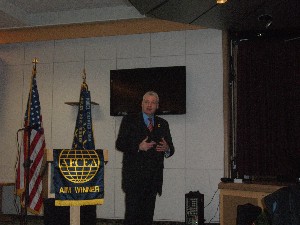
[32,57,38,67]
[32,57,38,75]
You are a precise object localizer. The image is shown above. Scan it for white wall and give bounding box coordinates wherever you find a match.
[0,28,223,223]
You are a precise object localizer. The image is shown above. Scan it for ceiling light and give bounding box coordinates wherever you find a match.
[217,0,227,4]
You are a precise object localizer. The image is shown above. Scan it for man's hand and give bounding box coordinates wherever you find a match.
[156,138,169,152]
[139,136,156,151]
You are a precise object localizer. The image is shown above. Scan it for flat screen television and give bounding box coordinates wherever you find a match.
[110,66,186,116]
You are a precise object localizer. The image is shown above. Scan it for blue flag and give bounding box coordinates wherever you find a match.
[54,82,104,206]
[71,82,95,150]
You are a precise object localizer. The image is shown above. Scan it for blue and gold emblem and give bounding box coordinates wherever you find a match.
[54,149,104,206]
[59,149,100,184]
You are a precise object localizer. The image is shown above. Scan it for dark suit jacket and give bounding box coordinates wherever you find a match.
[116,113,175,195]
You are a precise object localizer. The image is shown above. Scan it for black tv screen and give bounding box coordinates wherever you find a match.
[110,66,186,116]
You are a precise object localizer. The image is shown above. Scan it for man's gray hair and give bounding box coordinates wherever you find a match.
[143,91,159,103]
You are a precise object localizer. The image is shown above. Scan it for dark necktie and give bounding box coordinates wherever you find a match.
[148,118,153,132]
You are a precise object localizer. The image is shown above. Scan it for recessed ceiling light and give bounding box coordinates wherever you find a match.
[217,0,227,4]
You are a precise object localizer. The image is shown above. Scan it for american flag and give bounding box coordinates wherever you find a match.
[16,65,45,214]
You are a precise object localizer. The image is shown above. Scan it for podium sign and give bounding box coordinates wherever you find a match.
[53,149,104,206]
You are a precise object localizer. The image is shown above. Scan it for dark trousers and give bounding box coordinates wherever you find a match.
[124,190,157,225]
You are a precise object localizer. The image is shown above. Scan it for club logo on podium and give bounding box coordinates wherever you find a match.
[58,149,100,184]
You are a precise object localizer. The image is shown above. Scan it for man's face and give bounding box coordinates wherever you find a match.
[141,95,159,116]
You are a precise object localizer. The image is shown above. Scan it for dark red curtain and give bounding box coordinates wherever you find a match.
[235,38,300,180]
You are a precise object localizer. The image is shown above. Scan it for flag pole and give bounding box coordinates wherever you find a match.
[69,68,87,225]
[70,207,80,225]
[82,68,86,84]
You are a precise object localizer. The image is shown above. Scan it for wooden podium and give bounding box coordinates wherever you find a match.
[43,149,108,225]
[218,182,285,225]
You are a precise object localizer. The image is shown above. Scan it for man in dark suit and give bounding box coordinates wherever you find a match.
[116,91,175,225]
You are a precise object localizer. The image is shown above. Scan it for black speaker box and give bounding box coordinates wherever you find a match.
[185,191,204,225]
